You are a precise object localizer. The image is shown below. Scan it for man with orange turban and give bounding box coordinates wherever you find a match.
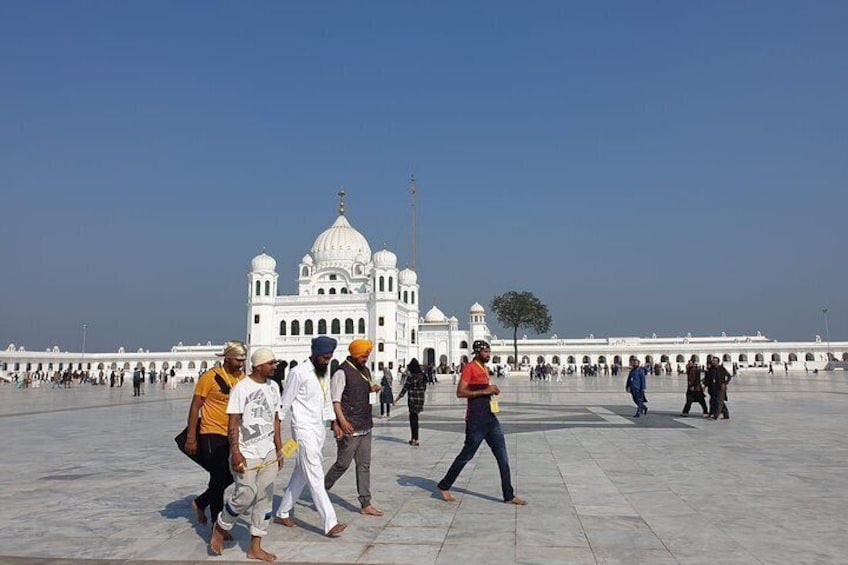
[324,339,385,516]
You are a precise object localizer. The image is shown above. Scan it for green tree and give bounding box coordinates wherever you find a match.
[490,291,552,369]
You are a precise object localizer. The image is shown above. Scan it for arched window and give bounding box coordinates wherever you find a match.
[378,342,385,352]
[403,290,408,303]
[318,289,325,295]
[301,267,309,277]
[789,353,798,362]
[660,355,669,363]
[188,362,196,369]
[536,356,545,364]
[200,361,208,370]
[645,355,654,364]
[255,280,261,296]
[358,318,365,334]
[493,356,501,364]
[379,276,385,292]
[318,319,327,334]
[460,340,468,349]
[521,356,530,365]
[411,329,416,344]
[676,354,686,363]
[279,321,286,335]
[723,354,732,362]
[805,352,815,361]
[341,288,348,294]
[345,318,354,334]
[411,291,415,304]
[771,353,781,362]
[567,355,576,364]
[265,281,270,296]
[291,321,300,336]
[507,355,515,365]
[329,288,337,295]
[552,355,560,365]
[598,355,607,364]
[755,353,764,362]
[582,355,591,364]
[175,362,183,369]
[304,320,314,335]
[331,319,340,334]
[691,354,700,363]
[388,277,393,292]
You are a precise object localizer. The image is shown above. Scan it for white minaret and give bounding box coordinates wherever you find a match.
[371,248,399,371]
[247,251,278,348]
[469,302,490,344]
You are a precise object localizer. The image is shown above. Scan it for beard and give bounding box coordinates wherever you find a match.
[314,364,328,377]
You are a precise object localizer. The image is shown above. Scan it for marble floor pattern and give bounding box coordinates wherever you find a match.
[1,370,846,564]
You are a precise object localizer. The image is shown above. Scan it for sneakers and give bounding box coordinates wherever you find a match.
[680,413,689,418]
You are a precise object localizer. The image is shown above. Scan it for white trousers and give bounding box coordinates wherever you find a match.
[276,427,338,534]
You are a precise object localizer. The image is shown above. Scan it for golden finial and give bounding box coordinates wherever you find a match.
[338,187,346,216]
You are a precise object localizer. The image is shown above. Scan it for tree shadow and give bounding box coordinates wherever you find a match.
[396,475,501,503]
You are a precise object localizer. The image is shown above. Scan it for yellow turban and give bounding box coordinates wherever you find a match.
[349,339,373,357]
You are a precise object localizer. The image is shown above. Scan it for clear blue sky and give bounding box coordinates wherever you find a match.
[1,1,846,352]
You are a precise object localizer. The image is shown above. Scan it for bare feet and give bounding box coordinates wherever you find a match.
[192,499,207,525]
[506,496,527,506]
[209,523,225,555]
[439,489,456,502]
[360,505,384,517]
[273,517,297,528]
[247,537,277,562]
[326,522,347,538]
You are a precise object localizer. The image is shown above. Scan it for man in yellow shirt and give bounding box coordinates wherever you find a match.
[184,341,246,537]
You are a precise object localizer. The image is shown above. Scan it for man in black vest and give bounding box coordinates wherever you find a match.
[325,339,384,517]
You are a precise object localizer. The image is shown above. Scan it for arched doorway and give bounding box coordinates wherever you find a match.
[424,348,435,366]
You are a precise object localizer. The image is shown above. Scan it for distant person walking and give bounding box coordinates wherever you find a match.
[681,356,708,418]
[394,358,427,445]
[704,357,732,420]
[627,358,647,418]
[437,340,526,506]
[183,341,246,537]
[379,367,393,418]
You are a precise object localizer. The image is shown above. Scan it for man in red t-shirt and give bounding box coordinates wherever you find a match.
[437,340,526,505]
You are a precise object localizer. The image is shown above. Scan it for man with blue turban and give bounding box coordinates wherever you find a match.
[273,336,347,538]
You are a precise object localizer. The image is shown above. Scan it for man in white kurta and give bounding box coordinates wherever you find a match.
[274,336,347,538]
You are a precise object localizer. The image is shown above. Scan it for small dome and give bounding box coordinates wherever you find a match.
[373,248,397,268]
[469,302,485,314]
[448,316,459,323]
[301,254,314,266]
[424,306,448,323]
[251,252,277,273]
[399,268,417,285]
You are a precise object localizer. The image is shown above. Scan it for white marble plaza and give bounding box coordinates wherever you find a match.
[1,370,847,565]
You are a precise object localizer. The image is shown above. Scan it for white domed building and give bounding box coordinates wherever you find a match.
[247,198,422,372]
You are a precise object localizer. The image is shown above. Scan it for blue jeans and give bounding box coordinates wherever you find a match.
[631,389,645,415]
[437,415,515,502]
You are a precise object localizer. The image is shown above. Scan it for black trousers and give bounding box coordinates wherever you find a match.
[682,391,708,415]
[408,411,420,441]
[195,433,233,523]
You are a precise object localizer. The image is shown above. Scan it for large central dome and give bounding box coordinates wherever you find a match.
[310,214,372,267]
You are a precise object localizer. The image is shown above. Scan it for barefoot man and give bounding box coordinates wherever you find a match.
[436,340,527,506]
[209,348,283,561]
[273,336,347,538]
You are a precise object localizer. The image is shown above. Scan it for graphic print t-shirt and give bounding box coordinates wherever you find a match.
[226,377,281,460]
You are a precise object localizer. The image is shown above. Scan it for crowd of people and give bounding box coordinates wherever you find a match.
[183,338,525,562]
